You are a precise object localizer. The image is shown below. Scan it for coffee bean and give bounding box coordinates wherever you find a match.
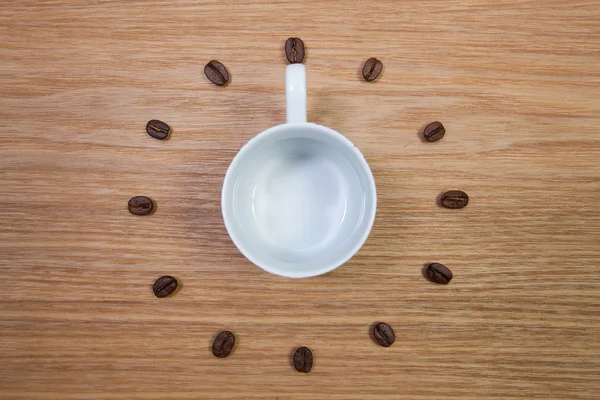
[440,190,469,209]
[373,322,395,347]
[204,60,229,86]
[145,119,171,140]
[293,347,313,373]
[128,196,154,215]
[285,37,305,63]
[153,275,178,298]
[426,263,453,284]
[423,121,445,142]
[362,57,383,82]
[212,331,235,358]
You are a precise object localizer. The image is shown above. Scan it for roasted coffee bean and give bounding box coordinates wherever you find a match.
[285,37,305,63]
[440,190,469,209]
[204,60,229,86]
[423,121,445,142]
[293,347,313,373]
[153,275,178,298]
[212,331,235,358]
[373,322,395,347]
[128,196,154,215]
[426,263,453,284]
[362,57,383,82]
[146,119,171,140]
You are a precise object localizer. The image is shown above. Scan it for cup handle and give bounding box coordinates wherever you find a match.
[286,64,307,123]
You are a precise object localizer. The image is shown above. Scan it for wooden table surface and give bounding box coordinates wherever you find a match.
[1,1,600,399]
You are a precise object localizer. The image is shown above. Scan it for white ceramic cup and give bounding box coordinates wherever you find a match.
[221,64,376,278]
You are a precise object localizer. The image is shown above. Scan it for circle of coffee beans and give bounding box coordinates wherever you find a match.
[293,347,313,373]
[128,196,154,216]
[134,39,475,371]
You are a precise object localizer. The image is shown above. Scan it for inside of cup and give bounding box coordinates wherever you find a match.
[222,123,376,277]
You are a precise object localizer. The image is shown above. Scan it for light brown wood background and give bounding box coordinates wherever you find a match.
[1,0,599,399]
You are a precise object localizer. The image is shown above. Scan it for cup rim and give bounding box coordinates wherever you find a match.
[222,122,377,278]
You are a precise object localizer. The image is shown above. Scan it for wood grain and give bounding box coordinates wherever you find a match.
[1,1,600,398]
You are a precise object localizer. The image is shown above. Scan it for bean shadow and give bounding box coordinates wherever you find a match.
[368,321,380,344]
[421,263,432,281]
[416,121,429,143]
[434,191,446,208]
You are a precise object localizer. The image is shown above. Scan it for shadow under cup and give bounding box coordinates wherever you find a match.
[222,123,376,278]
